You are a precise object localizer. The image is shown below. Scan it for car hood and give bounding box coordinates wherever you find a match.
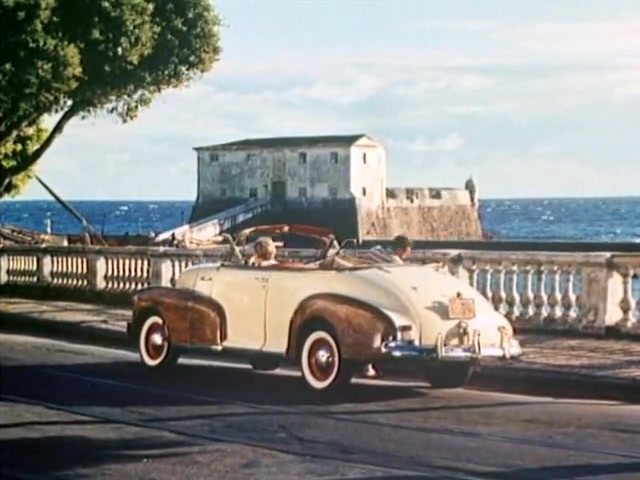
[349,264,513,347]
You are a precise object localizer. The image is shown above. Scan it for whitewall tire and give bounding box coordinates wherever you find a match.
[300,329,351,391]
[138,315,179,368]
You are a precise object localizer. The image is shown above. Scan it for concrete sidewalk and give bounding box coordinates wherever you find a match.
[1,297,639,401]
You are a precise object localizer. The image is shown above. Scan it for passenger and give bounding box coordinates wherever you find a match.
[250,236,279,267]
[389,234,412,264]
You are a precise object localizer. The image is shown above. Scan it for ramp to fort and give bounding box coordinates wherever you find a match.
[154,198,271,244]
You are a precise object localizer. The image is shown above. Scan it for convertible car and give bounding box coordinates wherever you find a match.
[128,224,523,392]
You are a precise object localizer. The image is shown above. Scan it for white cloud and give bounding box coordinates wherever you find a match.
[507,20,640,57]
[411,18,640,60]
[411,19,500,32]
[390,73,497,99]
[405,133,466,153]
[289,74,388,105]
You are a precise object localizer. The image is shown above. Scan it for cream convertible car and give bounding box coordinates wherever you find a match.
[128,224,523,392]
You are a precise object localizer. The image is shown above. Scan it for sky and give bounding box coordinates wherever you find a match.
[17,0,640,200]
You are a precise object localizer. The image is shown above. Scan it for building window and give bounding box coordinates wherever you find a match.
[209,152,219,163]
[429,188,443,200]
[299,152,307,164]
[298,187,307,198]
[329,187,338,198]
[330,152,338,164]
[221,188,227,197]
[249,187,258,198]
[362,187,367,197]
[362,152,367,164]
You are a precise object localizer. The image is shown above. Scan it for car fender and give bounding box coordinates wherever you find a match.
[286,293,398,361]
[132,286,227,346]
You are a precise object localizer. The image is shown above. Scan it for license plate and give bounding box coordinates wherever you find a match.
[448,297,475,319]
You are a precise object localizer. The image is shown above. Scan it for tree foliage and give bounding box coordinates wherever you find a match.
[0,0,223,197]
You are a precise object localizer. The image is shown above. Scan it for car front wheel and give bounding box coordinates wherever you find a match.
[300,329,352,392]
[424,362,474,389]
[138,315,180,368]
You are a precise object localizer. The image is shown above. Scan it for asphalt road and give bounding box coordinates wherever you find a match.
[1,333,639,480]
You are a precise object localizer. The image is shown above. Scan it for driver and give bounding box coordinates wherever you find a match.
[249,236,279,267]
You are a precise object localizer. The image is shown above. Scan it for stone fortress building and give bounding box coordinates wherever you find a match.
[188,134,483,241]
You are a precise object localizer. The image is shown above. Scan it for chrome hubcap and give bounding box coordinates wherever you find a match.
[315,346,333,366]
[149,331,165,347]
[307,337,337,383]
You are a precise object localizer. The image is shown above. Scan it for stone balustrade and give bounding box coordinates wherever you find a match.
[0,245,638,336]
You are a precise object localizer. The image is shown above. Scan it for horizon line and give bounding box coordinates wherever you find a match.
[4,194,640,202]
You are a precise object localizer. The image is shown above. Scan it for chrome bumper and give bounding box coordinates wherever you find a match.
[380,331,523,362]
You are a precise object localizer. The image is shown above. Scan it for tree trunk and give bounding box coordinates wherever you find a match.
[0,103,79,195]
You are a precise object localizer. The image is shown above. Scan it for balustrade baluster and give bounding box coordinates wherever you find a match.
[532,266,547,325]
[128,258,135,290]
[545,266,562,326]
[109,258,116,290]
[504,264,520,322]
[517,266,534,324]
[491,264,506,313]
[561,268,577,327]
[617,267,635,330]
[482,265,492,300]
[466,261,479,289]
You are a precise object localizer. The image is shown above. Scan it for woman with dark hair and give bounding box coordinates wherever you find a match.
[389,234,412,264]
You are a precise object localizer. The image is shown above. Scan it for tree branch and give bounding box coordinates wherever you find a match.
[13,104,79,175]
[0,103,80,195]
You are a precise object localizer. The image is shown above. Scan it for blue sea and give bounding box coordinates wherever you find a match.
[1,197,640,242]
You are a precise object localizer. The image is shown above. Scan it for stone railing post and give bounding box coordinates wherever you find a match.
[87,253,107,291]
[579,259,624,331]
[150,256,173,287]
[37,251,52,285]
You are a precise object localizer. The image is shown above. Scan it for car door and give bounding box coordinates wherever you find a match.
[210,266,269,350]
[189,268,221,345]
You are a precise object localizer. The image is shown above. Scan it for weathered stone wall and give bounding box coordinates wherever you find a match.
[356,186,483,240]
[357,203,483,240]
[196,146,354,203]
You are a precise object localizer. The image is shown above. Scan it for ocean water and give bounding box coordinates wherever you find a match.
[1,197,640,242]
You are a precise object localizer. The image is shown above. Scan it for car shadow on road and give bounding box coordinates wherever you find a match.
[0,434,190,478]
[4,359,625,412]
[2,360,431,408]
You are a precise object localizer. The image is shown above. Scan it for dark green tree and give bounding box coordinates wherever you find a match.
[0,0,223,197]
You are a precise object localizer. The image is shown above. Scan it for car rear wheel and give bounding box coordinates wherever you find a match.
[300,329,352,392]
[138,315,180,368]
[424,363,474,389]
